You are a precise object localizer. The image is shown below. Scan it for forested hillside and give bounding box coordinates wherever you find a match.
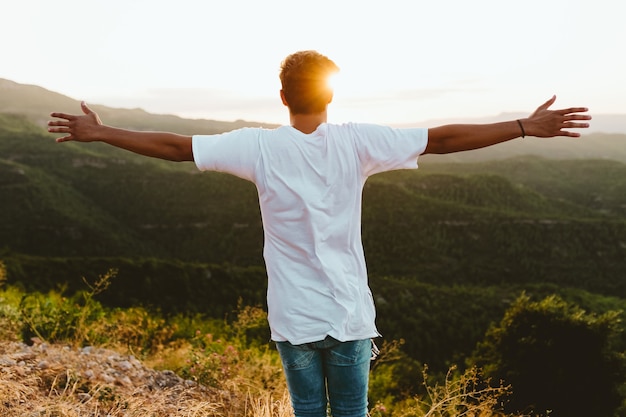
[2,112,626,376]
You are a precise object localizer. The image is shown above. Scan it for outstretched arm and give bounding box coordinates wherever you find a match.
[48,102,194,162]
[424,95,591,155]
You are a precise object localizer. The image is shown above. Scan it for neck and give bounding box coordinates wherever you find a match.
[289,111,328,134]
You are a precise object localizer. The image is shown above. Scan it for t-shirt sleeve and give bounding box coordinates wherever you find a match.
[351,123,428,177]
[192,128,260,182]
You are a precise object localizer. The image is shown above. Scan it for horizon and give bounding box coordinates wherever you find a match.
[1,75,624,135]
[3,0,625,126]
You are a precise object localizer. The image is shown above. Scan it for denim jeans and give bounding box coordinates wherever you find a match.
[276,336,372,417]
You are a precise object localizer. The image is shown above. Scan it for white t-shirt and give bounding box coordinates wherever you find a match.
[192,122,428,344]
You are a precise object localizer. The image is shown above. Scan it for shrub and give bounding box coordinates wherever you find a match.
[18,269,114,345]
[471,293,625,417]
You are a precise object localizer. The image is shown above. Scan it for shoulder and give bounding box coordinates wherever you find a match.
[193,126,270,143]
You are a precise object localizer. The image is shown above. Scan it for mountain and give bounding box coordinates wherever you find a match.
[0,78,279,135]
[2,77,626,304]
[1,77,625,164]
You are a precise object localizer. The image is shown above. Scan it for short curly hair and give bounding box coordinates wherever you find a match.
[279,50,339,115]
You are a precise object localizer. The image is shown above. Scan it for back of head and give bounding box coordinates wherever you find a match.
[280,50,339,115]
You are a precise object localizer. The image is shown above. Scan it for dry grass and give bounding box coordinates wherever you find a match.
[0,340,293,417]
[0,273,526,417]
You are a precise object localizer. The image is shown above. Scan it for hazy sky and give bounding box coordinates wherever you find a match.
[3,0,623,125]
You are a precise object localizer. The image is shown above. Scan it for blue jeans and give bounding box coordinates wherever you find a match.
[276,336,372,417]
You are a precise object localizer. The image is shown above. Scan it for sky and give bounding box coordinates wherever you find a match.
[3,0,624,126]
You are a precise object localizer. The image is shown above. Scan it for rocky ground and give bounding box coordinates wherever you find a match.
[0,339,237,416]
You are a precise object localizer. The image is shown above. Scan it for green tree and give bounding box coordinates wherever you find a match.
[470,293,624,417]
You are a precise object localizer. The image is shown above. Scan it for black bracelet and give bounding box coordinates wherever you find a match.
[516,119,526,138]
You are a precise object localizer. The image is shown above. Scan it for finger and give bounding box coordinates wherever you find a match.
[47,125,71,133]
[555,107,589,116]
[47,120,71,127]
[536,95,557,111]
[55,135,73,143]
[564,121,590,129]
[564,114,592,121]
[560,130,582,138]
[81,101,93,115]
[49,112,76,120]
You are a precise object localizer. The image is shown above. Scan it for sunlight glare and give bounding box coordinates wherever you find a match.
[327,72,341,93]
[326,70,371,100]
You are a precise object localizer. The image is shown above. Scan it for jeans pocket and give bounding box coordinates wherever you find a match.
[327,339,371,366]
[276,342,316,370]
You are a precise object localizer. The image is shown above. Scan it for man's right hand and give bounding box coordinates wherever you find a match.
[48,101,103,143]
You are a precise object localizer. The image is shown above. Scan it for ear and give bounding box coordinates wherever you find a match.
[327,91,333,104]
[280,90,288,107]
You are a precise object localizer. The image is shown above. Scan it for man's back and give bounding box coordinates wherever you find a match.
[192,122,428,344]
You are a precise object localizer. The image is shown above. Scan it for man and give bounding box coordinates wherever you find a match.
[48,50,590,417]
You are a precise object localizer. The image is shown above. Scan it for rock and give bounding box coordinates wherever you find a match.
[0,358,17,366]
[117,375,132,386]
[12,352,36,362]
[101,373,115,384]
[117,360,133,371]
[81,346,95,355]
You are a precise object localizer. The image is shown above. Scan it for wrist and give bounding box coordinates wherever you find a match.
[517,118,534,138]
[92,124,114,142]
[516,119,527,138]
